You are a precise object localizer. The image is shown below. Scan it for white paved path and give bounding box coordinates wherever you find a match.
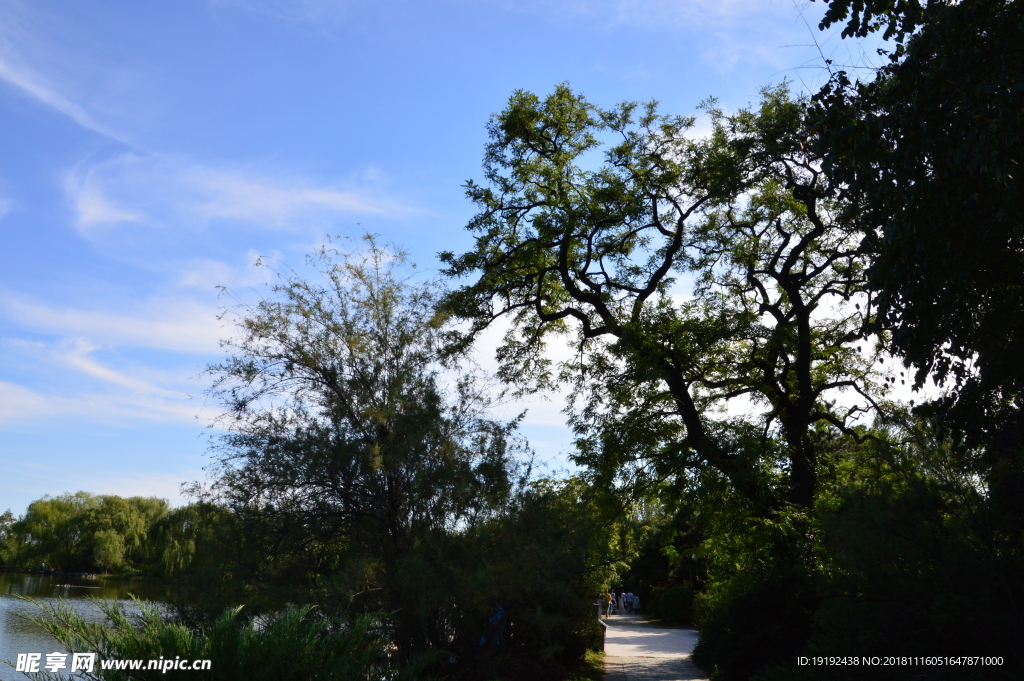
[603,614,708,681]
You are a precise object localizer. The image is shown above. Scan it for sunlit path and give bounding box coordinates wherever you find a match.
[603,614,707,681]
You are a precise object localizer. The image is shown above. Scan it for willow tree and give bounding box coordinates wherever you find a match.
[207,238,529,652]
[442,85,881,510]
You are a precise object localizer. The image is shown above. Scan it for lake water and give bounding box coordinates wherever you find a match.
[0,573,173,681]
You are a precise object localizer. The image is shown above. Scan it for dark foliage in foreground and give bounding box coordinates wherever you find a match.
[179,240,616,679]
[813,0,1024,447]
[682,414,1024,680]
[21,599,423,681]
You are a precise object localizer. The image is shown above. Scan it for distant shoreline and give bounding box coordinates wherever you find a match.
[2,569,103,579]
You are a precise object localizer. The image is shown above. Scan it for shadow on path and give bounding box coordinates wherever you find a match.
[603,614,708,681]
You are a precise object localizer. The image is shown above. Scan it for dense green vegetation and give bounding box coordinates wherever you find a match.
[812,0,1024,446]
[1,493,168,574]
[3,241,627,681]
[436,1,1024,669]
[25,599,421,681]
[4,481,620,679]
[5,2,1022,678]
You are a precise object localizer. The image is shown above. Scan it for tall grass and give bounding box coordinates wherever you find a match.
[14,598,428,680]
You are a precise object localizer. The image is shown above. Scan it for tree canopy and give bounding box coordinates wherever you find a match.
[812,0,1024,440]
[205,237,539,653]
[442,84,880,510]
[3,492,168,573]
[813,0,925,40]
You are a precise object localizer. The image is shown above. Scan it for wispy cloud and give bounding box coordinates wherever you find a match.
[1,291,227,355]
[0,54,113,137]
[0,332,222,428]
[63,168,143,228]
[0,378,204,426]
[701,28,796,75]
[0,380,61,422]
[221,0,779,29]
[547,0,777,29]
[187,166,418,223]
[0,247,313,429]
[0,455,203,509]
[57,339,185,399]
[494,0,842,80]
[207,0,355,23]
[0,1,128,141]
[64,154,424,236]
[81,473,202,506]
[178,252,272,290]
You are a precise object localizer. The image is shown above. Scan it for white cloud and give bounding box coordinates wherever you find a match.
[64,154,424,236]
[64,169,143,228]
[207,0,354,23]
[209,0,822,70]
[0,457,203,509]
[465,314,580,434]
[701,29,796,74]
[1,292,227,355]
[178,252,272,290]
[0,52,113,138]
[0,380,59,421]
[558,0,856,86]
[0,1,128,141]
[187,166,416,223]
[0,378,206,426]
[79,472,201,507]
[0,248,315,430]
[0,197,12,219]
[226,0,780,30]
[57,339,185,399]
[473,0,795,33]
[0,309,226,427]
[0,328,224,429]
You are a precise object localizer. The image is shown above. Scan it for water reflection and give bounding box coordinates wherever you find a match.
[0,574,174,681]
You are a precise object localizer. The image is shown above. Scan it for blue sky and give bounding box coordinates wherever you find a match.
[0,0,879,514]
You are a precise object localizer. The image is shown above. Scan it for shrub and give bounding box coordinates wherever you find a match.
[691,558,817,681]
[649,585,695,625]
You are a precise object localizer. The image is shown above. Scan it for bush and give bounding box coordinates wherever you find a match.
[439,479,618,680]
[649,586,695,625]
[691,561,817,681]
[757,474,1024,681]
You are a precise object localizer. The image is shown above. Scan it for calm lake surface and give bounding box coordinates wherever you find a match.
[0,573,174,681]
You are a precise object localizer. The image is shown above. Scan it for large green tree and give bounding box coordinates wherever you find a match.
[811,0,1024,435]
[9,492,168,573]
[0,509,17,569]
[442,85,881,511]
[809,1,1024,564]
[206,237,530,653]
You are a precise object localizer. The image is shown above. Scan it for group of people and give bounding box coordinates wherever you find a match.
[603,589,639,618]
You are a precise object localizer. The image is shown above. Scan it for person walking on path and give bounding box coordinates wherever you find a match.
[618,591,626,615]
[625,591,634,614]
[604,590,614,619]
